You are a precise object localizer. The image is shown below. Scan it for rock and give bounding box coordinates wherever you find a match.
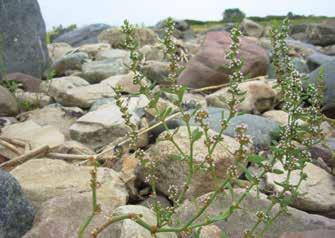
[139,126,243,198]
[286,38,318,56]
[206,80,277,113]
[11,159,128,209]
[95,48,130,61]
[99,205,177,238]
[53,24,110,47]
[279,230,335,238]
[15,90,52,109]
[100,73,144,94]
[308,60,335,118]
[17,104,81,139]
[78,43,111,59]
[262,110,289,125]
[0,85,19,116]
[0,0,48,78]
[321,45,335,56]
[263,162,335,218]
[142,61,170,85]
[98,27,158,49]
[140,194,172,209]
[268,58,310,79]
[240,19,264,38]
[178,31,269,89]
[155,19,195,40]
[0,169,35,238]
[291,24,335,46]
[53,83,116,109]
[70,96,148,149]
[48,42,73,63]
[53,140,94,155]
[48,76,92,106]
[80,58,130,83]
[310,138,335,171]
[23,194,120,238]
[199,225,222,238]
[52,52,89,76]
[139,44,165,61]
[0,117,17,129]
[5,73,41,92]
[174,189,335,238]
[163,92,207,110]
[1,120,65,149]
[223,114,280,147]
[307,53,335,71]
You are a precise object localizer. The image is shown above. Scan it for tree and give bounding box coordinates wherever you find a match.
[223,8,246,22]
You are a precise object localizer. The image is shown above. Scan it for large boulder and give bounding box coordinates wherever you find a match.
[308,60,335,118]
[53,24,110,47]
[98,27,159,49]
[178,31,269,89]
[0,86,18,116]
[0,0,49,79]
[291,24,335,46]
[174,189,335,238]
[139,126,243,198]
[0,169,35,238]
[11,159,128,209]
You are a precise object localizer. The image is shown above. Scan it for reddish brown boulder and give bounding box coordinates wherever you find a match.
[178,31,269,89]
[5,73,41,92]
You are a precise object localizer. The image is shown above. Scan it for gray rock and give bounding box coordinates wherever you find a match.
[0,86,18,116]
[291,24,335,46]
[155,19,195,40]
[0,169,35,238]
[0,0,49,78]
[52,52,89,76]
[53,24,110,47]
[308,60,335,118]
[142,61,170,85]
[223,114,280,147]
[80,58,130,83]
[307,53,335,71]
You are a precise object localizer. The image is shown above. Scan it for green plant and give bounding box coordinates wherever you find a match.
[79,18,326,238]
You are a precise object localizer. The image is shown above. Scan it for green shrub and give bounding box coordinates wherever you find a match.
[79,18,327,238]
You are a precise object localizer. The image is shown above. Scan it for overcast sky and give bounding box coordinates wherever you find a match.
[38,0,334,29]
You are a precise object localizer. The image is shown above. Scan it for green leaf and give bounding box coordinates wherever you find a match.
[192,128,203,142]
[168,154,183,161]
[272,169,284,174]
[247,154,264,165]
[220,231,229,238]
